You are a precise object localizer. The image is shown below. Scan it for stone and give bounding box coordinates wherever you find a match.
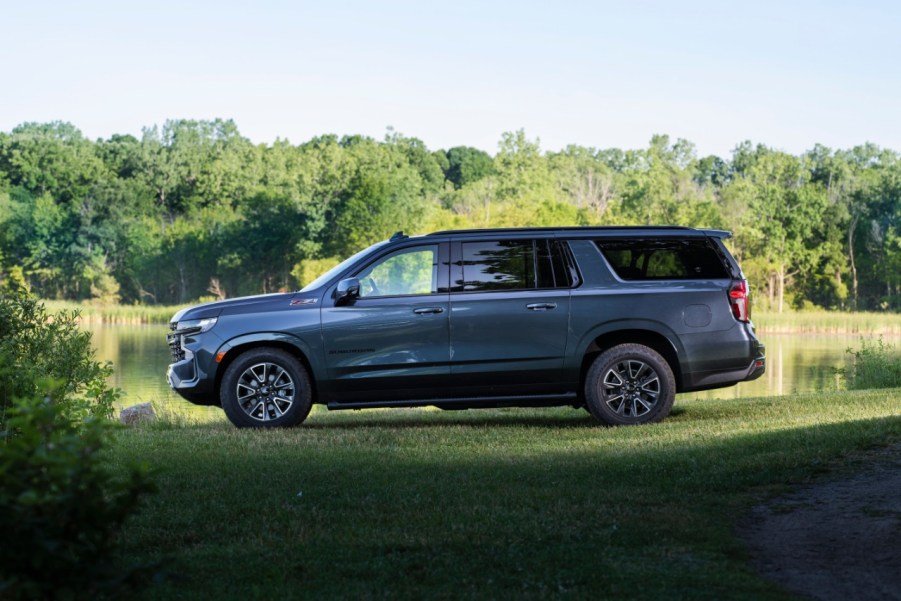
[119,402,155,425]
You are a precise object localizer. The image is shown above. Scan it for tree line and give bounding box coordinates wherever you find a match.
[0,119,899,312]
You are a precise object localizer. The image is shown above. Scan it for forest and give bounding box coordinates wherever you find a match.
[0,119,899,312]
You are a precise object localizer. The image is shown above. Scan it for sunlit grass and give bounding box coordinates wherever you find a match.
[42,300,901,333]
[109,389,901,600]
[843,337,901,390]
[755,309,901,335]
[43,300,186,324]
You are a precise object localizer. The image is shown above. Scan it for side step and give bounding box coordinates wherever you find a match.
[326,392,579,411]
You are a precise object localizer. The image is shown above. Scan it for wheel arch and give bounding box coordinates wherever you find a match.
[576,323,684,395]
[214,333,319,406]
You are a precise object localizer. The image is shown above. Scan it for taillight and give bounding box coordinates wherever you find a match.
[729,279,750,322]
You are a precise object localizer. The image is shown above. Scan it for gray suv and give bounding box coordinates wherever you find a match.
[167,227,765,428]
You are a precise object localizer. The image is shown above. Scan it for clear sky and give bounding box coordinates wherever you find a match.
[2,0,899,157]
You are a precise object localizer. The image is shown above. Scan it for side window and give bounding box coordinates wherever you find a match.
[461,240,534,291]
[595,238,730,280]
[538,240,574,288]
[458,239,574,291]
[356,245,439,297]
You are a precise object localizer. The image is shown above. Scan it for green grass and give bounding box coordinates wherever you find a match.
[38,300,901,333]
[845,338,901,390]
[755,309,901,335]
[43,300,186,324]
[108,389,901,600]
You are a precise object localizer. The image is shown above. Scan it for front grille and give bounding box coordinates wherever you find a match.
[167,322,185,362]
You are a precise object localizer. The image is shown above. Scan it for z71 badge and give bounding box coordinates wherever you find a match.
[289,298,317,306]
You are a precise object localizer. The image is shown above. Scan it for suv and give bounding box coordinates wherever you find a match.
[167,227,765,428]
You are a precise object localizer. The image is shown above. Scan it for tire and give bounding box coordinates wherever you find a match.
[584,343,676,426]
[220,348,313,428]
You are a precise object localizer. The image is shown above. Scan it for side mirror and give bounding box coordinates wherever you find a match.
[335,277,361,305]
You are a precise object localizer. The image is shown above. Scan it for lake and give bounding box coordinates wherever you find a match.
[88,325,891,416]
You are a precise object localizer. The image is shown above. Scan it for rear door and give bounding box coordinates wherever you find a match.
[447,238,574,395]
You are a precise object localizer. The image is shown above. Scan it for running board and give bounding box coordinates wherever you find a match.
[326,392,579,411]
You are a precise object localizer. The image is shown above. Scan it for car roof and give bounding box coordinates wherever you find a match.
[424,226,732,239]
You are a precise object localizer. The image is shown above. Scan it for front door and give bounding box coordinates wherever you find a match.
[320,242,451,401]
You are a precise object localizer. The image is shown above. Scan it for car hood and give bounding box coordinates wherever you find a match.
[170,292,319,323]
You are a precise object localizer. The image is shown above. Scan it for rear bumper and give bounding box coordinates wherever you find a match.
[681,344,766,392]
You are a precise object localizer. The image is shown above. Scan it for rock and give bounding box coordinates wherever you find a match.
[119,402,155,425]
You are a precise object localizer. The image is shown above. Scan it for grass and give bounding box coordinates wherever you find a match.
[108,389,901,600]
[844,337,901,390]
[43,301,186,324]
[39,300,901,333]
[754,310,901,335]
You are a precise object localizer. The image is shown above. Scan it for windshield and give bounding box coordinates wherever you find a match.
[299,241,389,292]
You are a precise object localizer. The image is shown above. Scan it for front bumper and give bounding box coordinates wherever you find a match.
[166,326,220,405]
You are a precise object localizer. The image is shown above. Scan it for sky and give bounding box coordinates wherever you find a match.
[1,0,899,158]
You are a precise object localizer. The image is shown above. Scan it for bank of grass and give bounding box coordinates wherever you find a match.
[43,300,186,324]
[110,389,901,600]
[754,309,901,335]
[40,300,901,333]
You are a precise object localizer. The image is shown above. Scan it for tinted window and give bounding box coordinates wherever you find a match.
[538,240,574,288]
[356,245,439,297]
[596,238,729,280]
[461,240,534,291]
[460,239,573,291]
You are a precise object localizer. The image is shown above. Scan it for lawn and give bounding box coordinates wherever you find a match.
[108,389,901,600]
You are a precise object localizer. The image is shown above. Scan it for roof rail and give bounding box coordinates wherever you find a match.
[426,226,696,236]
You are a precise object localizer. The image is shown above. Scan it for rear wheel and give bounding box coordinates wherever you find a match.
[220,348,312,428]
[584,343,675,426]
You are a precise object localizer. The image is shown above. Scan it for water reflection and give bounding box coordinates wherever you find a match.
[684,334,873,400]
[87,326,894,412]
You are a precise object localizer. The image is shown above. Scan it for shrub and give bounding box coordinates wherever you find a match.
[0,382,156,600]
[0,288,118,425]
[844,337,901,390]
[0,288,156,598]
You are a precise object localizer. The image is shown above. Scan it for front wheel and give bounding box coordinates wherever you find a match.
[220,348,313,428]
[584,343,676,426]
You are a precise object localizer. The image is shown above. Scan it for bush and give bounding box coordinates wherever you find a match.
[0,288,156,598]
[0,288,118,425]
[844,337,901,390]
[0,382,156,600]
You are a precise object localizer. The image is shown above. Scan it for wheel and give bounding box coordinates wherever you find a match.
[584,343,675,426]
[220,348,313,428]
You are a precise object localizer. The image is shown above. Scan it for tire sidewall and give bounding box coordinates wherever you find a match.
[585,343,675,426]
[220,348,312,428]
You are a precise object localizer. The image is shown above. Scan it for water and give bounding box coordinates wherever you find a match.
[88,325,890,414]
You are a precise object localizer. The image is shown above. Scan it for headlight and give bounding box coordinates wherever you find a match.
[176,317,218,333]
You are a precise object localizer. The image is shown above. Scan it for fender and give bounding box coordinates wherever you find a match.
[214,331,324,388]
[564,318,686,374]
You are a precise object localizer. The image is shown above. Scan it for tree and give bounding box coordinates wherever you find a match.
[445,146,494,189]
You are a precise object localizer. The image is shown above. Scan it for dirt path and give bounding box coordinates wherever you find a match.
[740,445,901,601]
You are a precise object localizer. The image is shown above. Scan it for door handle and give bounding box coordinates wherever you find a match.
[413,307,444,315]
[526,303,557,311]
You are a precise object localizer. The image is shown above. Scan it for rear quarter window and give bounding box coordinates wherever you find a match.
[595,238,730,280]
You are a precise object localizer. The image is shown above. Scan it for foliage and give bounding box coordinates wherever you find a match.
[445,145,494,189]
[843,337,901,390]
[0,382,155,600]
[0,288,118,423]
[1,120,901,312]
